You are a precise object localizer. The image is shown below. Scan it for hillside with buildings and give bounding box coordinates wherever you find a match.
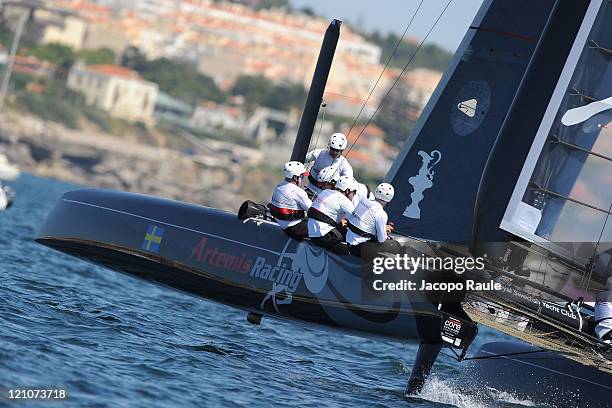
[0,0,450,206]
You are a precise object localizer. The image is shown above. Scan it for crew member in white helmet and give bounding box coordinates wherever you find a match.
[352,181,372,207]
[305,133,353,197]
[314,165,340,193]
[269,161,312,241]
[594,276,612,345]
[346,182,400,259]
[308,175,357,254]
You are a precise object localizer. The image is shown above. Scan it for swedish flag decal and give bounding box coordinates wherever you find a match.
[142,225,165,253]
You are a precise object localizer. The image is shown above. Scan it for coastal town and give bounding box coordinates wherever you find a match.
[0,0,448,209]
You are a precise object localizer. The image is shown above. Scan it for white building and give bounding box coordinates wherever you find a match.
[67,62,159,123]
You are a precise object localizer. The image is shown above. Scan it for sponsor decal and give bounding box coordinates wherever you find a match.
[191,238,253,273]
[458,98,477,117]
[403,150,441,219]
[189,238,329,313]
[441,316,463,347]
[250,256,302,293]
[142,225,165,253]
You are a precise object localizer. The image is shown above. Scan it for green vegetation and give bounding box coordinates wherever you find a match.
[373,89,418,149]
[366,32,453,72]
[22,43,116,66]
[18,92,80,129]
[26,43,75,66]
[0,22,13,48]
[230,75,306,112]
[252,0,291,10]
[123,52,225,105]
[76,48,115,65]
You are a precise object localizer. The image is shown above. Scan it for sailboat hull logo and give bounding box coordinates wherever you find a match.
[458,99,477,117]
[450,80,491,136]
[403,150,442,219]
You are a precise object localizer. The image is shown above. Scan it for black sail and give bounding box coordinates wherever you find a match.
[472,0,600,268]
[384,0,555,243]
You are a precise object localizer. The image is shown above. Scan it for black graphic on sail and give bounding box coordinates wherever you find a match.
[384,0,555,243]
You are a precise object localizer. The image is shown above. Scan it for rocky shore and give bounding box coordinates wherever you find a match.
[0,111,270,212]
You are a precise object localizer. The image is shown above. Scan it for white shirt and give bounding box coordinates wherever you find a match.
[305,149,353,195]
[307,189,355,238]
[270,181,312,229]
[595,289,612,340]
[346,199,388,245]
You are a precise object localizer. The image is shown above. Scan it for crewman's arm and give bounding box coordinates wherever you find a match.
[340,160,354,178]
[305,149,322,164]
[339,199,355,220]
[374,210,389,243]
[295,189,313,211]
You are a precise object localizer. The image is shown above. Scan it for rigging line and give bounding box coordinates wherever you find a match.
[344,0,454,161]
[311,104,326,152]
[583,200,612,289]
[529,181,612,215]
[323,91,368,102]
[463,349,548,361]
[343,0,425,142]
[550,135,612,162]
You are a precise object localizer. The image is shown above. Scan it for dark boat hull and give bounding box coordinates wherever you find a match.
[37,189,452,342]
[456,341,612,408]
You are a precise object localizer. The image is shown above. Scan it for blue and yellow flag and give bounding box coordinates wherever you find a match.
[142,225,165,253]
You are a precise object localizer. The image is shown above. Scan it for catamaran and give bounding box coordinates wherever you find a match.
[37,0,612,406]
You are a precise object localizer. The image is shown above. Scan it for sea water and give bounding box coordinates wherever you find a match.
[0,174,536,407]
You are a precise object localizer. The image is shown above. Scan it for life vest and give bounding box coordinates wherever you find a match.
[268,204,306,221]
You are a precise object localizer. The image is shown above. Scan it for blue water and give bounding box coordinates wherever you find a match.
[0,175,533,407]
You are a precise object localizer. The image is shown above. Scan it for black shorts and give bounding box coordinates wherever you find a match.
[282,219,308,241]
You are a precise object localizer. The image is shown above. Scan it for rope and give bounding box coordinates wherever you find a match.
[343,0,454,162]
[344,0,425,141]
[308,103,327,153]
[442,348,548,362]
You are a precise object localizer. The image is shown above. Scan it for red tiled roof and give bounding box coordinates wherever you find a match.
[86,64,141,79]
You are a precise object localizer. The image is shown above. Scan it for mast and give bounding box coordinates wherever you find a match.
[290,19,341,162]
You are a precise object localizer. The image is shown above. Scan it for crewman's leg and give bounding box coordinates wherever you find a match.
[282,219,309,241]
[311,228,349,254]
[359,239,402,261]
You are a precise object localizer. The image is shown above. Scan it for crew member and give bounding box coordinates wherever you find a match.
[346,182,400,259]
[305,133,353,197]
[315,166,339,192]
[595,276,612,345]
[269,161,311,241]
[308,175,357,254]
[352,181,372,206]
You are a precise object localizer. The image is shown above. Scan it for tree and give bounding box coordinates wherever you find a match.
[76,48,115,65]
[26,43,75,66]
[231,75,273,108]
[252,0,290,10]
[126,56,225,104]
[230,75,306,111]
[364,32,453,72]
[373,87,417,149]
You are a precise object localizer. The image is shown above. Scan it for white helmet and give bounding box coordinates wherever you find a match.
[329,132,348,150]
[336,176,357,192]
[374,183,394,202]
[316,166,339,183]
[283,161,307,179]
